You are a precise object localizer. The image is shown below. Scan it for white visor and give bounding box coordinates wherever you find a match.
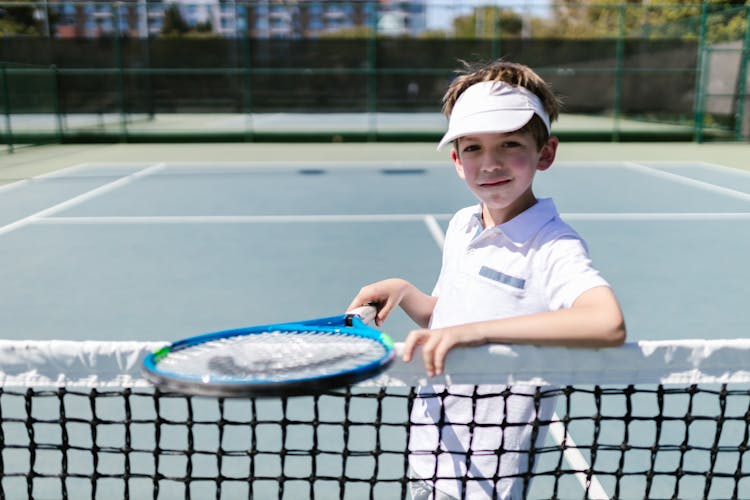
[437,81,551,150]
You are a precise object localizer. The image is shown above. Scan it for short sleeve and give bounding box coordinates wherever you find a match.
[542,237,610,310]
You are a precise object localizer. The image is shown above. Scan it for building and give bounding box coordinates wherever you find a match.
[47,0,426,39]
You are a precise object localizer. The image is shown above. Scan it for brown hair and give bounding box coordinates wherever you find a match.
[443,60,561,149]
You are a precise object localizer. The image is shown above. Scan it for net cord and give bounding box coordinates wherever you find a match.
[0,338,748,389]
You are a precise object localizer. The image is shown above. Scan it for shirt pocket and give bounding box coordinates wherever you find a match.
[478,265,526,290]
[456,264,528,317]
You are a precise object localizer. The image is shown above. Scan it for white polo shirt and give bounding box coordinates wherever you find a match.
[409,198,610,499]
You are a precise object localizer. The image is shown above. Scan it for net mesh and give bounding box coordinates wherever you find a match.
[0,339,749,499]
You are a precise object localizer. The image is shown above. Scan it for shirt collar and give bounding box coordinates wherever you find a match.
[467,198,559,245]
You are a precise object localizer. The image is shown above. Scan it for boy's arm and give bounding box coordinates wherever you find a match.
[402,285,626,377]
[347,278,437,328]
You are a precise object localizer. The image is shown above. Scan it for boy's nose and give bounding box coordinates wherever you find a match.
[480,154,504,172]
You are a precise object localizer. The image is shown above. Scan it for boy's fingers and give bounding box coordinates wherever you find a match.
[401,331,421,362]
[375,299,396,327]
[421,335,440,377]
[401,342,414,363]
[346,296,368,313]
[432,339,452,376]
[347,295,384,322]
[405,331,448,378]
[402,329,427,362]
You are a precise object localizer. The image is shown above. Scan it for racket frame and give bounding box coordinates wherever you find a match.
[142,310,394,397]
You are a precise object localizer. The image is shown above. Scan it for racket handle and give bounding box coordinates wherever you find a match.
[346,304,378,326]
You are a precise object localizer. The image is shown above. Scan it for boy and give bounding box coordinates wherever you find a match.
[348,60,625,499]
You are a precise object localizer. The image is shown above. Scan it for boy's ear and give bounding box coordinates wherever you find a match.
[536,136,559,172]
[451,148,466,179]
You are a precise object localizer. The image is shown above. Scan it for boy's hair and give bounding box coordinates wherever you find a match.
[443,60,561,149]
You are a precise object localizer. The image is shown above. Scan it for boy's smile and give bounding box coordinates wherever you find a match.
[478,176,512,187]
[451,131,558,227]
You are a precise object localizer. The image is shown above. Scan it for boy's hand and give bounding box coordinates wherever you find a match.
[347,278,412,327]
[402,326,486,377]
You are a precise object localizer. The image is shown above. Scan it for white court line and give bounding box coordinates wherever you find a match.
[697,161,750,178]
[67,160,451,169]
[629,159,750,177]
[0,163,92,194]
[547,420,609,499]
[554,159,748,173]
[563,212,750,221]
[38,214,455,225]
[553,161,626,168]
[624,161,750,202]
[422,214,608,499]
[36,212,750,225]
[33,162,92,179]
[0,163,165,237]
[10,158,739,171]
[0,179,28,193]
[423,215,445,250]
[188,160,450,170]
[0,163,97,192]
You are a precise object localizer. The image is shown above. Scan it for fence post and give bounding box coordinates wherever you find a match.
[735,5,750,141]
[1,64,13,153]
[143,0,155,119]
[612,4,625,142]
[693,2,709,143]
[52,65,63,144]
[114,1,128,141]
[491,5,501,60]
[366,0,377,141]
[239,2,254,142]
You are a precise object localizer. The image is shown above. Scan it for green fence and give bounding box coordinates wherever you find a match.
[0,2,748,149]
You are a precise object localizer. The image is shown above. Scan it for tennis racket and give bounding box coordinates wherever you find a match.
[142,305,394,397]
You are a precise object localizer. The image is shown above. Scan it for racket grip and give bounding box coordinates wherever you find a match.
[347,304,378,325]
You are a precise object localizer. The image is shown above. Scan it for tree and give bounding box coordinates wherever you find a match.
[318,25,373,38]
[536,0,749,40]
[452,7,524,38]
[161,3,189,36]
[0,0,44,36]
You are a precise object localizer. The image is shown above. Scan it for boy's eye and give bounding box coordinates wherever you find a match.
[502,141,522,148]
[462,144,480,153]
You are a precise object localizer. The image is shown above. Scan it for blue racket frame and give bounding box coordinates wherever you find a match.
[143,311,395,397]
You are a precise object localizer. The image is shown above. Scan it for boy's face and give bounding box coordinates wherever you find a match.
[451,130,558,226]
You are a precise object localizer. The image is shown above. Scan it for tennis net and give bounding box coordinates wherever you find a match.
[0,339,749,499]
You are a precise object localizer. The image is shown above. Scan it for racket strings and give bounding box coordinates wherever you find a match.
[159,330,387,382]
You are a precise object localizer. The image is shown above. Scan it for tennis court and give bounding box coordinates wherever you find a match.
[2,142,750,343]
[1,141,750,498]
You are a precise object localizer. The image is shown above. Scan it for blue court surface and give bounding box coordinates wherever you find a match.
[1,156,749,344]
[2,148,750,499]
